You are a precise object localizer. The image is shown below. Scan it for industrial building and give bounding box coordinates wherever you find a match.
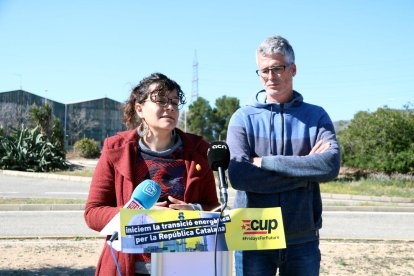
[0,90,125,148]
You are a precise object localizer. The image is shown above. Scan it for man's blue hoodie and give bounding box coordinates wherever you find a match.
[227,90,340,245]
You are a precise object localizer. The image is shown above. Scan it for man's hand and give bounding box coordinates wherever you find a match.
[250,140,330,167]
[252,157,262,167]
[309,140,330,155]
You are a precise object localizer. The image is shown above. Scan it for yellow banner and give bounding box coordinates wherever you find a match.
[120,207,285,254]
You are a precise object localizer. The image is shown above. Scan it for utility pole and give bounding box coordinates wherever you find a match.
[191,50,199,102]
[185,50,199,132]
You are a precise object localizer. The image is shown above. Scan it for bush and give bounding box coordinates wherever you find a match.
[338,106,414,174]
[74,138,100,158]
[0,126,69,172]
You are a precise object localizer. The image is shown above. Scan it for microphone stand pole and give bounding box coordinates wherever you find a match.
[214,167,228,276]
[217,166,228,210]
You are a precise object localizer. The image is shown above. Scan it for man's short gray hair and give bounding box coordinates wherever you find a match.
[256,36,295,65]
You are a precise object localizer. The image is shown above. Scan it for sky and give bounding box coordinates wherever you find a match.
[1,0,413,122]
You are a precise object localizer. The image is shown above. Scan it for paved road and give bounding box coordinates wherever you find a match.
[0,210,97,237]
[320,211,414,240]
[0,174,90,199]
[0,173,241,206]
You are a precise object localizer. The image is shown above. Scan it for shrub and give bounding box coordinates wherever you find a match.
[74,138,100,158]
[0,126,69,172]
[338,106,414,174]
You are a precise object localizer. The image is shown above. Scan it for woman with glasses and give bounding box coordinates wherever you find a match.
[84,72,219,276]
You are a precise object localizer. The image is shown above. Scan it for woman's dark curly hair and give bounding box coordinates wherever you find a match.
[123,72,186,129]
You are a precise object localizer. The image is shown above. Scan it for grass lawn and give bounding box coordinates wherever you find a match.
[321,178,414,198]
[54,169,95,177]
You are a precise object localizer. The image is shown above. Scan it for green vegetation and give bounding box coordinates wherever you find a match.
[31,103,65,154]
[0,126,69,172]
[184,96,240,141]
[73,138,100,158]
[321,178,414,198]
[0,104,68,172]
[338,105,414,174]
[55,169,94,177]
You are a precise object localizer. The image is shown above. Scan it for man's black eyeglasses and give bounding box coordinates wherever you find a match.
[256,65,289,77]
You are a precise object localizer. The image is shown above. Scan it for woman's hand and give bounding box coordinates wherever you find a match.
[168,196,195,210]
[151,196,194,210]
[152,201,169,210]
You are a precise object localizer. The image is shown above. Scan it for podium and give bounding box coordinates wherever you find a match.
[112,207,285,275]
[151,251,233,276]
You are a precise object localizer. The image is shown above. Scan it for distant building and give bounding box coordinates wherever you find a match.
[66,97,126,146]
[0,90,65,131]
[0,90,125,147]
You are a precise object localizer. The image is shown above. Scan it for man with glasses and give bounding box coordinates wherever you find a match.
[227,36,341,275]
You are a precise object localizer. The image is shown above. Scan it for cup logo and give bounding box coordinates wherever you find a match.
[241,219,279,235]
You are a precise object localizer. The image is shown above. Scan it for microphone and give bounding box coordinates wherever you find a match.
[107,180,161,273]
[124,179,162,209]
[207,141,231,276]
[102,179,162,239]
[207,141,230,206]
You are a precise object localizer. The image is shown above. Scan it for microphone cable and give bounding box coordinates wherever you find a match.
[213,198,228,276]
[109,231,122,276]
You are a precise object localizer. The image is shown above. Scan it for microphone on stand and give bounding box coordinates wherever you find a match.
[207,141,230,209]
[207,141,231,276]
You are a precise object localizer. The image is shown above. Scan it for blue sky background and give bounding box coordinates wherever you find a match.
[1,0,413,122]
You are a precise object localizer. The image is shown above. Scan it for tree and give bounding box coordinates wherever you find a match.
[338,105,414,174]
[30,103,65,155]
[51,118,65,154]
[184,96,240,142]
[211,96,240,141]
[30,104,53,137]
[0,102,33,135]
[187,97,214,141]
[67,109,99,146]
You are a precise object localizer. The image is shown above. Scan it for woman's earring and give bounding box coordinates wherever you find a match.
[137,120,149,137]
